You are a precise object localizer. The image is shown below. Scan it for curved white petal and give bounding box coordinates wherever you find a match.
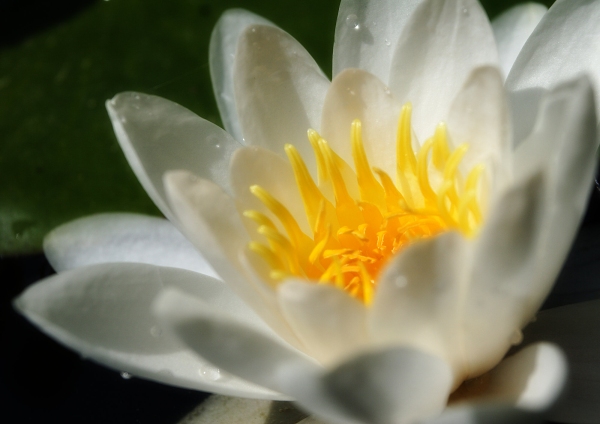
[465,171,546,378]
[230,146,310,235]
[106,92,240,221]
[163,170,300,344]
[43,213,217,277]
[14,263,278,399]
[513,76,597,301]
[277,281,368,365]
[281,348,452,424]
[370,232,468,376]
[321,68,401,176]
[491,3,547,79]
[332,0,422,84]
[523,300,600,424]
[447,66,510,185]
[154,287,315,396]
[506,0,600,119]
[389,0,498,141]
[210,9,276,143]
[427,343,566,423]
[234,25,330,174]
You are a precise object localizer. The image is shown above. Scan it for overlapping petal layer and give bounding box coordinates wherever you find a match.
[15,0,600,423]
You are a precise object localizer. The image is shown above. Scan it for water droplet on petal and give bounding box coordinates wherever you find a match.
[199,366,221,381]
[395,276,407,288]
[120,117,127,123]
[346,14,360,30]
[120,372,132,380]
[462,8,470,16]
[510,329,523,345]
[150,326,163,338]
[384,39,391,46]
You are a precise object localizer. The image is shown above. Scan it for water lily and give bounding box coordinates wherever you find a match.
[14,0,600,423]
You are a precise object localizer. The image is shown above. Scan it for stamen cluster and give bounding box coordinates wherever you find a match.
[245,104,485,304]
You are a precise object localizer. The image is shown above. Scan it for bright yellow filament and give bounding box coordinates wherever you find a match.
[246,103,485,304]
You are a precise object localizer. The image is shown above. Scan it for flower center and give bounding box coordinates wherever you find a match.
[245,103,485,304]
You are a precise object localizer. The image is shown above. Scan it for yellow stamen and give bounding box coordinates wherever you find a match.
[244,103,486,304]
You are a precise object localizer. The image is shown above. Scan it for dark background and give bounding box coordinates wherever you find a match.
[4,0,598,423]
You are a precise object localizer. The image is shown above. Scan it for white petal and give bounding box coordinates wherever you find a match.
[106,92,240,221]
[370,232,468,376]
[447,66,510,184]
[230,146,310,235]
[480,342,566,411]
[506,0,600,119]
[281,348,453,424]
[523,300,600,424]
[210,9,276,143]
[491,3,547,79]
[389,0,498,141]
[465,171,546,378]
[332,0,423,84]
[233,25,330,173]
[154,287,316,396]
[321,68,401,176]
[277,280,368,365]
[163,171,299,344]
[43,213,217,277]
[428,343,567,423]
[14,263,278,399]
[513,76,598,298]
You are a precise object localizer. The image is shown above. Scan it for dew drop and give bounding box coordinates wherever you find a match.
[199,366,221,381]
[120,117,127,124]
[215,144,221,148]
[510,329,523,346]
[462,7,470,16]
[150,325,163,338]
[251,27,257,33]
[395,276,407,288]
[346,14,360,30]
[134,94,140,100]
[384,39,391,46]
[120,372,132,380]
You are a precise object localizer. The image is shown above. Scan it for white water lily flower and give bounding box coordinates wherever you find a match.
[14,0,600,423]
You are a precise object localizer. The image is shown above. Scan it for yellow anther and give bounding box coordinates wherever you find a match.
[432,123,451,170]
[351,119,386,208]
[244,103,487,305]
[416,137,437,204]
[308,129,329,184]
[243,210,277,231]
[285,143,332,233]
[373,168,407,213]
[358,262,374,305]
[249,242,285,272]
[250,185,311,250]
